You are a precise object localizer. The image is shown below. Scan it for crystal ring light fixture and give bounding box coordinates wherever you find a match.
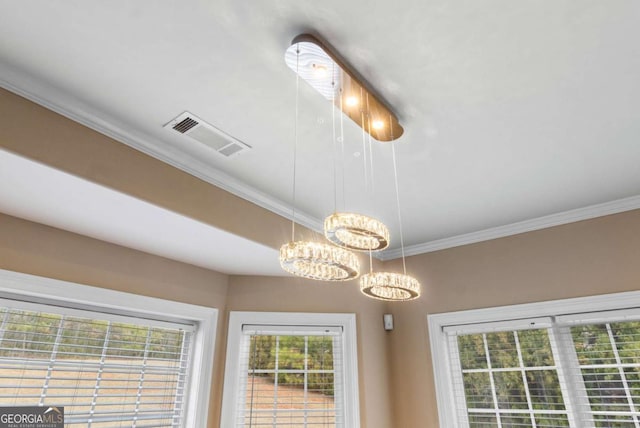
[280,241,360,281]
[324,212,389,251]
[284,34,404,142]
[360,272,420,301]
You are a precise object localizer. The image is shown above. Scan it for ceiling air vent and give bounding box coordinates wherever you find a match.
[164,112,251,158]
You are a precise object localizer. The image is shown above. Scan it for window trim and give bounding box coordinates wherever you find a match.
[428,290,640,427]
[0,268,218,428]
[220,311,361,427]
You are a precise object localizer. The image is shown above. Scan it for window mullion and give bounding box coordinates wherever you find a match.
[273,335,279,427]
[247,336,258,426]
[304,335,308,428]
[0,310,10,345]
[39,315,65,406]
[548,324,594,428]
[88,321,112,427]
[332,334,345,427]
[132,327,153,428]
[447,334,470,428]
[513,331,537,428]
[605,323,640,428]
[171,330,190,427]
[482,333,502,428]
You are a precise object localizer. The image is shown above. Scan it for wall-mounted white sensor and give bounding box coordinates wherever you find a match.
[383,314,394,331]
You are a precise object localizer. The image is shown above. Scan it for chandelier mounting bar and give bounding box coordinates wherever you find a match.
[284,34,404,142]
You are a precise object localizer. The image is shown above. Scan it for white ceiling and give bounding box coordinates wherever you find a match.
[1,1,639,268]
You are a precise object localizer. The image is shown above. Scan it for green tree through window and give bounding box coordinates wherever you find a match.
[452,319,640,428]
[245,333,338,427]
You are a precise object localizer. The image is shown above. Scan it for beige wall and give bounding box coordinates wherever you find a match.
[0,87,292,250]
[386,210,640,427]
[227,276,393,428]
[0,213,230,426]
[2,87,639,427]
[0,214,393,427]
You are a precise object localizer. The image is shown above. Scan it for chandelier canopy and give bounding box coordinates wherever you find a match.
[284,34,403,142]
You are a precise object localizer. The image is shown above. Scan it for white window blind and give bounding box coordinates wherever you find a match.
[236,325,344,427]
[555,312,640,428]
[441,307,640,428]
[0,301,194,427]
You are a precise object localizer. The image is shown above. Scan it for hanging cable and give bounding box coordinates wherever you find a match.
[331,66,338,213]
[339,89,346,211]
[368,122,375,194]
[391,141,407,274]
[290,46,300,242]
[362,90,369,192]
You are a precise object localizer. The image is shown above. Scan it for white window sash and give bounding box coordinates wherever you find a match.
[0,296,195,332]
[442,317,552,335]
[242,324,343,336]
[556,307,640,325]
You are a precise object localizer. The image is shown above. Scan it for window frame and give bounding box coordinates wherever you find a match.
[220,311,361,427]
[0,268,218,428]
[428,290,640,427]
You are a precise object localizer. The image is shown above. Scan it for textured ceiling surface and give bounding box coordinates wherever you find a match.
[1,0,639,263]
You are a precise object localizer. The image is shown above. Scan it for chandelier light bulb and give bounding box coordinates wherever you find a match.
[372,120,384,130]
[345,96,359,107]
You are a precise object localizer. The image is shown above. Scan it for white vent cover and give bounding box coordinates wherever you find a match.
[164,112,251,158]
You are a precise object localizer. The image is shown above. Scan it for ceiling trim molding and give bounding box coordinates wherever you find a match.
[379,195,640,260]
[3,73,638,263]
[0,73,323,232]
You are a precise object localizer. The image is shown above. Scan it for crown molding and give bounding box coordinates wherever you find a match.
[379,195,640,260]
[0,72,323,233]
[3,72,638,263]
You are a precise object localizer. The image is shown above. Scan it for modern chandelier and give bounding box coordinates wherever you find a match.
[280,34,421,300]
